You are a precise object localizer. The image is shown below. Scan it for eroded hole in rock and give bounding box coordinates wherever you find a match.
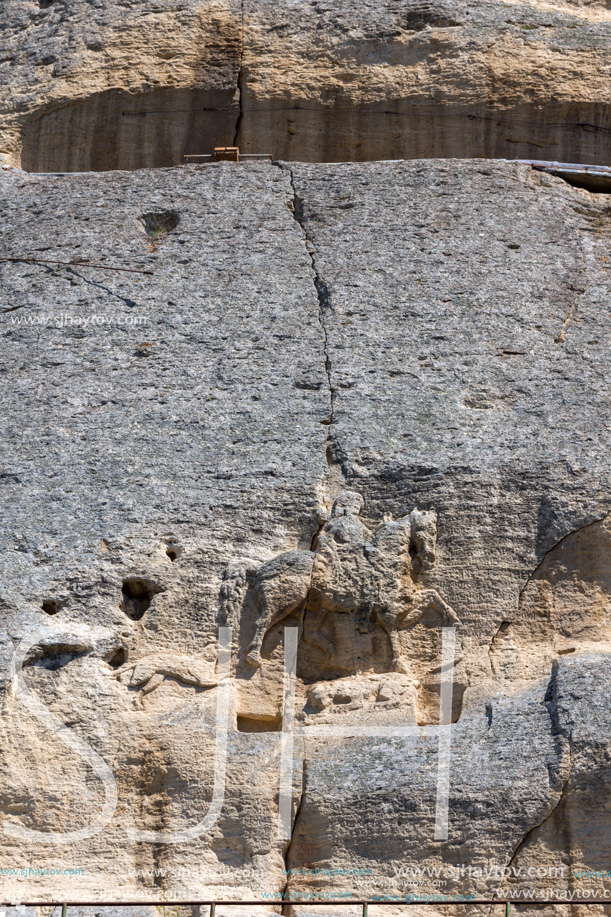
[408,541,423,574]
[39,0,55,7]
[163,539,181,562]
[41,599,60,615]
[237,713,282,733]
[105,647,128,668]
[140,211,180,239]
[120,577,164,621]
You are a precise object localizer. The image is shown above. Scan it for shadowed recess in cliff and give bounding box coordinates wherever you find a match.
[18,92,611,171]
[19,87,239,173]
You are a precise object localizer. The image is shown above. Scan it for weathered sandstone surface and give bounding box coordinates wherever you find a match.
[4,0,611,170]
[1,157,611,913]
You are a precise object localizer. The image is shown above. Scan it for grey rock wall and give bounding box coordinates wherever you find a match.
[1,159,611,907]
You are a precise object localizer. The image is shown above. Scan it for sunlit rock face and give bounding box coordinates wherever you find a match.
[1,157,611,906]
[4,0,611,171]
[3,0,611,907]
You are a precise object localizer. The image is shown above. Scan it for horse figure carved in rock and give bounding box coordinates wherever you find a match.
[219,491,459,671]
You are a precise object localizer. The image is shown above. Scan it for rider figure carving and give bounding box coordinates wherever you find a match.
[219,491,458,670]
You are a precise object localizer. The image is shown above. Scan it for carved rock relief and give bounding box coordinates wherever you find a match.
[219,491,461,726]
[117,649,218,696]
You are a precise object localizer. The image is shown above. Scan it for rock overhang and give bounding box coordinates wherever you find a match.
[4,0,611,171]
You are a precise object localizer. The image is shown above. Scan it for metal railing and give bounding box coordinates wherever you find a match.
[0,900,603,912]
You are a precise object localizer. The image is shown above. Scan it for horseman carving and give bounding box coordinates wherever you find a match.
[219,491,458,671]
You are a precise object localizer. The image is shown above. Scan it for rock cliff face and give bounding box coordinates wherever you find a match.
[3,0,611,912]
[1,157,611,909]
[3,0,611,170]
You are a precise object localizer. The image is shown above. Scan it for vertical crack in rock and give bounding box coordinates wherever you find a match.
[271,166,338,901]
[281,756,306,907]
[499,662,572,889]
[278,164,337,457]
[232,0,245,147]
[488,620,511,677]
[544,660,565,739]
[501,763,571,882]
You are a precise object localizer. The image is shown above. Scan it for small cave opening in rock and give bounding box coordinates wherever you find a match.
[120,577,164,621]
[105,647,128,668]
[41,599,60,615]
[141,211,180,239]
[17,88,611,172]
